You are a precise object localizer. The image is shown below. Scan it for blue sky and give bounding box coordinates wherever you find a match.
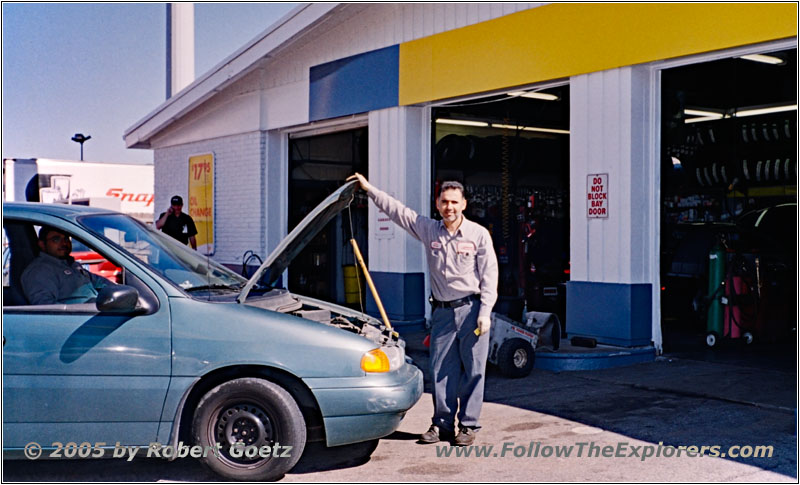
[2,3,298,164]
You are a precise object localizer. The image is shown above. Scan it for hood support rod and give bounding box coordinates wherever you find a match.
[350,238,393,331]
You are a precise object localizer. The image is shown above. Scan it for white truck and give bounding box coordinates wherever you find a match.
[2,158,154,222]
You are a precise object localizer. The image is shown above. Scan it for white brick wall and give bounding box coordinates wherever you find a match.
[150,3,546,268]
[154,131,266,266]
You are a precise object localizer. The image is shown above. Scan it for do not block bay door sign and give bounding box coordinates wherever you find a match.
[587,174,608,218]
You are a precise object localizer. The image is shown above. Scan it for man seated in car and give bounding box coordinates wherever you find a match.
[21,226,113,304]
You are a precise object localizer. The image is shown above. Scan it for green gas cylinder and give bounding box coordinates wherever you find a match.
[705,242,726,343]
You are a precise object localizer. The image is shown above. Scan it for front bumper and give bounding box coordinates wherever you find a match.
[305,363,424,446]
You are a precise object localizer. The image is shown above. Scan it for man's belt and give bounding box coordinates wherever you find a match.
[430,294,479,309]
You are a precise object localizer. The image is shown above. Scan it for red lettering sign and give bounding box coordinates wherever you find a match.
[190,161,212,181]
[106,188,155,207]
[587,174,609,219]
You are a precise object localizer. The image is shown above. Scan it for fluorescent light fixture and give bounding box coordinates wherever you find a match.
[684,116,723,124]
[507,91,560,101]
[435,118,489,127]
[492,123,523,130]
[740,54,784,65]
[734,104,797,118]
[684,109,723,118]
[524,127,570,134]
[491,123,569,134]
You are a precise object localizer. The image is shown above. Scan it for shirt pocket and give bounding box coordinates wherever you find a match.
[428,249,446,272]
[454,252,476,275]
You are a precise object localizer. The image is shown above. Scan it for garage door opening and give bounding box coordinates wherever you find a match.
[288,127,368,308]
[660,48,796,362]
[432,85,570,328]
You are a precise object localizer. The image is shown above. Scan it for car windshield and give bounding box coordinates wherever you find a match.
[80,213,246,291]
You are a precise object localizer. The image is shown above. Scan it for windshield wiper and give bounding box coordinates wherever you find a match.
[185,283,243,292]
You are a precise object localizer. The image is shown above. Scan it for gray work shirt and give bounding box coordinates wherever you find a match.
[20,252,110,305]
[368,187,499,318]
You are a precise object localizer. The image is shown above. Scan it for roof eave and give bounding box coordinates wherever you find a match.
[124,3,340,149]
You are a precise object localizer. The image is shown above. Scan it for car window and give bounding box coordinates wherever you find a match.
[80,213,246,292]
[2,221,37,306]
[3,221,122,308]
[2,227,10,288]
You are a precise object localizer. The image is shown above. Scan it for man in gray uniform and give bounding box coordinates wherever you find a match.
[348,173,498,446]
[21,226,111,305]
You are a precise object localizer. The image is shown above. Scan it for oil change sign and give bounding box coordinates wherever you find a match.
[587,173,608,218]
[189,153,215,255]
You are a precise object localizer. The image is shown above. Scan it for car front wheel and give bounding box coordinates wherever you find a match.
[192,377,306,481]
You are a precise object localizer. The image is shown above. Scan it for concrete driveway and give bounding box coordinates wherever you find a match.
[3,337,796,482]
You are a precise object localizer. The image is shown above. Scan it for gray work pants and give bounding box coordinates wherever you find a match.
[429,299,490,431]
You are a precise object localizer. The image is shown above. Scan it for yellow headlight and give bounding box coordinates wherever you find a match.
[361,348,390,373]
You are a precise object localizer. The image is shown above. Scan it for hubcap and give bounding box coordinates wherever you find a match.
[214,403,274,463]
[513,348,528,368]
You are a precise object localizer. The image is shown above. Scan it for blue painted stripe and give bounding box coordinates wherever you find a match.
[566,281,652,347]
[534,347,655,372]
[366,271,425,331]
[309,45,399,121]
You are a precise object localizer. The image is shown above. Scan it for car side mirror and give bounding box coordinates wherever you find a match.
[96,285,139,313]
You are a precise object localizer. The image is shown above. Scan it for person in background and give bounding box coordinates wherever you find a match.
[21,226,112,304]
[347,173,498,447]
[156,195,198,249]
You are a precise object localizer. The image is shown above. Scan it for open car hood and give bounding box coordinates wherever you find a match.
[238,180,359,303]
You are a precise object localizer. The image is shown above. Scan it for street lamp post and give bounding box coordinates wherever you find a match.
[71,133,91,161]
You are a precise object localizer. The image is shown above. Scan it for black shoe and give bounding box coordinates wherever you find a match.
[418,425,454,444]
[454,427,476,446]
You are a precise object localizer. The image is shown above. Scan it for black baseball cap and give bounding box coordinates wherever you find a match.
[170,195,183,205]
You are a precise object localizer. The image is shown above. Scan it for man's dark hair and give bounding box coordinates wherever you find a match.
[439,181,466,199]
[37,225,64,242]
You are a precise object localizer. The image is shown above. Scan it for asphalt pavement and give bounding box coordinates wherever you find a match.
[3,329,797,482]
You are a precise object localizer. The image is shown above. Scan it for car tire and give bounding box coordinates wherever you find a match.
[192,377,306,481]
[295,438,380,472]
[345,437,380,462]
[497,338,535,378]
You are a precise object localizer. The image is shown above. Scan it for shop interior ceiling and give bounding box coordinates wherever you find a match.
[663,48,796,116]
[437,48,795,130]
[434,85,570,138]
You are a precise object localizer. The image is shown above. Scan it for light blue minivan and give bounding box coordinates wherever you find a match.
[2,181,423,480]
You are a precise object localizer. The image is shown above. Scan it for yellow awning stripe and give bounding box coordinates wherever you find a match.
[399,3,797,105]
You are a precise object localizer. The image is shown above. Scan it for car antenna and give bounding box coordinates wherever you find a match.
[203,186,212,301]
